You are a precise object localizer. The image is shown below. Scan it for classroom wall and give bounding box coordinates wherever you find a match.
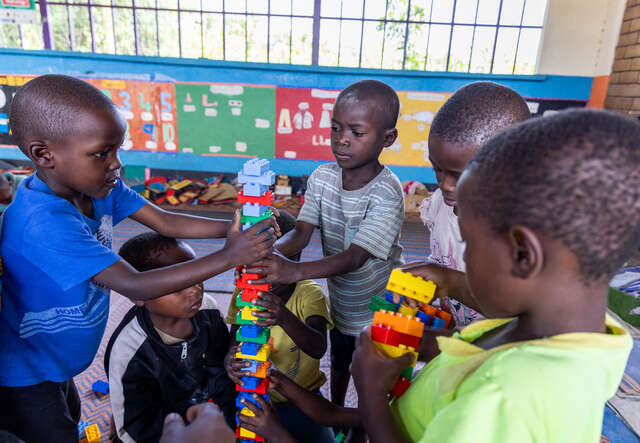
[0,48,594,183]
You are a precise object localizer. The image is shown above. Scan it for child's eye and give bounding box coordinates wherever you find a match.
[352,131,364,137]
[331,126,340,133]
[94,151,107,159]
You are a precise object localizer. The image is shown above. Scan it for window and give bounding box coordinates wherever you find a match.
[0,0,547,74]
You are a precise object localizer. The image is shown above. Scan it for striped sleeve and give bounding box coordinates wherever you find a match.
[351,180,404,260]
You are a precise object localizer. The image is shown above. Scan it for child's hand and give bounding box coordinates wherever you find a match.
[238,394,296,443]
[225,210,276,266]
[350,326,414,400]
[245,252,298,285]
[159,403,234,443]
[224,345,249,385]
[266,367,294,395]
[251,292,293,327]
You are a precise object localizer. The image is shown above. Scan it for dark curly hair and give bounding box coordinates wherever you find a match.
[335,79,400,129]
[466,108,640,282]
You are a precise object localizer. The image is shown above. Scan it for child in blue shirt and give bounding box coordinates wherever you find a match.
[0,74,277,443]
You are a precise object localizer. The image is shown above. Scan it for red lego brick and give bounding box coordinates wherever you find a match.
[240,289,261,302]
[236,279,271,292]
[241,273,263,283]
[390,376,411,397]
[238,190,274,206]
[371,323,421,349]
[236,377,269,395]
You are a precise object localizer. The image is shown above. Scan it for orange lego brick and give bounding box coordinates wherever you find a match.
[372,310,424,338]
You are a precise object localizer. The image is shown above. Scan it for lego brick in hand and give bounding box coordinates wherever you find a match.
[236,391,269,409]
[236,278,271,292]
[236,343,270,361]
[373,342,418,367]
[398,302,419,317]
[390,376,412,397]
[372,310,424,338]
[236,377,270,395]
[238,169,276,187]
[368,295,399,313]
[420,304,452,329]
[242,158,271,177]
[238,189,274,206]
[240,209,274,226]
[236,426,265,442]
[242,202,269,218]
[237,324,265,339]
[237,325,270,345]
[386,269,437,305]
[371,323,421,349]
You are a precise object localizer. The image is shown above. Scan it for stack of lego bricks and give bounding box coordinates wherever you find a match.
[368,269,452,397]
[234,159,276,443]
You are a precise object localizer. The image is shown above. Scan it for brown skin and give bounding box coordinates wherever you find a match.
[351,169,609,442]
[159,403,235,443]
[224,277,329,385]
[238,394,297,443]
[0,174,13,204]
[25,105,279,301]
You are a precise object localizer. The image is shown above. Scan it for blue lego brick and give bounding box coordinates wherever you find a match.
[385,290,402,307]
[240,359,262,373]
[431,317,446,329]
[415,311,432,325]
[241,341,261,356]
[236,391,269,409]
[241,376,262,390]
[242,202,269,217]
[241,222,254,231]
[78,420,89,435]
[242,158,270,176]
[92,380,110,395]
[238,170,275,187]
[0,113,8,133]
[242,182,270,197]
[239,324,264,338]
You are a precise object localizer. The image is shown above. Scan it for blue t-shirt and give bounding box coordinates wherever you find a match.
[0,174,146,386]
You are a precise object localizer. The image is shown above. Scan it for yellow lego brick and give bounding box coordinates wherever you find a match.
[236,344,270,362]
[398,303,418,317]
[239,427,257,439]
[85,424,101,443]
[240,306,262,321]
[386,269,436,304]
[372,310,424,338]
[239,407,255,417]
[374,342,418,366]
[171,179,192,191]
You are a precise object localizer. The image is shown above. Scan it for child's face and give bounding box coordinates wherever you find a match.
[46,107,125,199]
[428,135,480,207]
[143,244,204,319]
[330,99,395,170]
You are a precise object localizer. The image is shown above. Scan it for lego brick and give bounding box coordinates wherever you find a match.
[236,279,271,292]
[371,323,421,349]
[372,310,424,338]
[236,391,269,409]
[235,315,256,325]
[240,376,263,390]
[420,304,452,328]
[385,290,402,306]
[91,380,109,395]
[242,158,270,176]
[236,292,261,308]
[242,202,269,217]
[236,427,265,442]
[238,190,274,206]
[373,342,418,366]
[236,406,257,424]
[238,306,265,322]
[240,288,261,302]
[237,326,270,344]
[238,169,276,186]
[398,303,419,317]
[170,179,192,191]
[240,341,261,356]
[242,222,254,231]
[431,317,446,329]
[239,359,262,373]
[368,295,399,313]
[246,360,270,378]
[386,269,436,305]
[240,209,274,225]
[78,420,89,436]
[236,343,270,361]
[242,183,270,197]
[85,424,100,443]
[390,376,411,397]
[400,366,414,380]
[415,310,432,325]
[236,377,269,395]
[238,324,263,339]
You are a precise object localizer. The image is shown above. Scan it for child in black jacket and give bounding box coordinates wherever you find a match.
[105,233,236,443]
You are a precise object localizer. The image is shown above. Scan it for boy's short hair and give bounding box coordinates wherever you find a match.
[9,74,116,154]
[430,81,531,147]
[335,80,399,129]
[119,233,183,272]
[466,109,640,282]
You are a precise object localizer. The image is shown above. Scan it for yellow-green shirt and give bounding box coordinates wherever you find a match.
[226,280,333,402]
[391,315,632,442]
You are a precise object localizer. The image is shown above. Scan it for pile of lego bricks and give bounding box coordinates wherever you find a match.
[133,175,239,206]
[368,269,452,397]
[234,159,276,443]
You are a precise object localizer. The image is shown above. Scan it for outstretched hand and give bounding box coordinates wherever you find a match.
[238,394,296,443]
[224,210,276,266]
[244,252,298,285]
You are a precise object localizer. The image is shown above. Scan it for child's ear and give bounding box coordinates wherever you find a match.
[29,141,54,168]
[507,226,543,279]
[382,128,398,148]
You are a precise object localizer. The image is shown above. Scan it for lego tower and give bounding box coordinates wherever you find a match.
[368,269,452,397]
[234,159,276,443]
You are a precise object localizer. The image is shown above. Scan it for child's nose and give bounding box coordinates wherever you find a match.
[110,151,122,170]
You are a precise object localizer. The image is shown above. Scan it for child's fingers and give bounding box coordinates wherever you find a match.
[228,210,241,233]
[251,393,270,410]
[254,318,277,327]
[240,397,263,416]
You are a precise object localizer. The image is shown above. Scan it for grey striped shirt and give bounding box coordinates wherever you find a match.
[298,163,404,336]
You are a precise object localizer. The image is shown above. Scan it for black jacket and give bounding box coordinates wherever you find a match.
[104,295,236,443]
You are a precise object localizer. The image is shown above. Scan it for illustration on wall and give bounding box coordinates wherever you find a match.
[0,75,32,146]
[176,83,275,157]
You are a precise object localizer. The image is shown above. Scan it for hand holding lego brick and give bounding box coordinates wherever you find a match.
[351,326,415,399]
[224,210,276,265]
[244,252,299,285]
[159,403,234,443]
[224,344,250,385]
[238,394,296,443]
[250,292,292,327]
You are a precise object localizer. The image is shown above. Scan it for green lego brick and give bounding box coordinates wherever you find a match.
[368,295,398,313]
[236,327,270,345]
[236,293,267,309]
[400,366,414,380]
[240,209,274,225]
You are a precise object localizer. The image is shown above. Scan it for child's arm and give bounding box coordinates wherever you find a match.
[251,292,328,358]
[402,262,484,315]
[273,220,315,258]
[159,403,235,443]
[246,244,373,285]
[238,394,297,443]
[93,213,275,301]
[268,369,361,429]
[351,327,414,443]
[130,203,281,239]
